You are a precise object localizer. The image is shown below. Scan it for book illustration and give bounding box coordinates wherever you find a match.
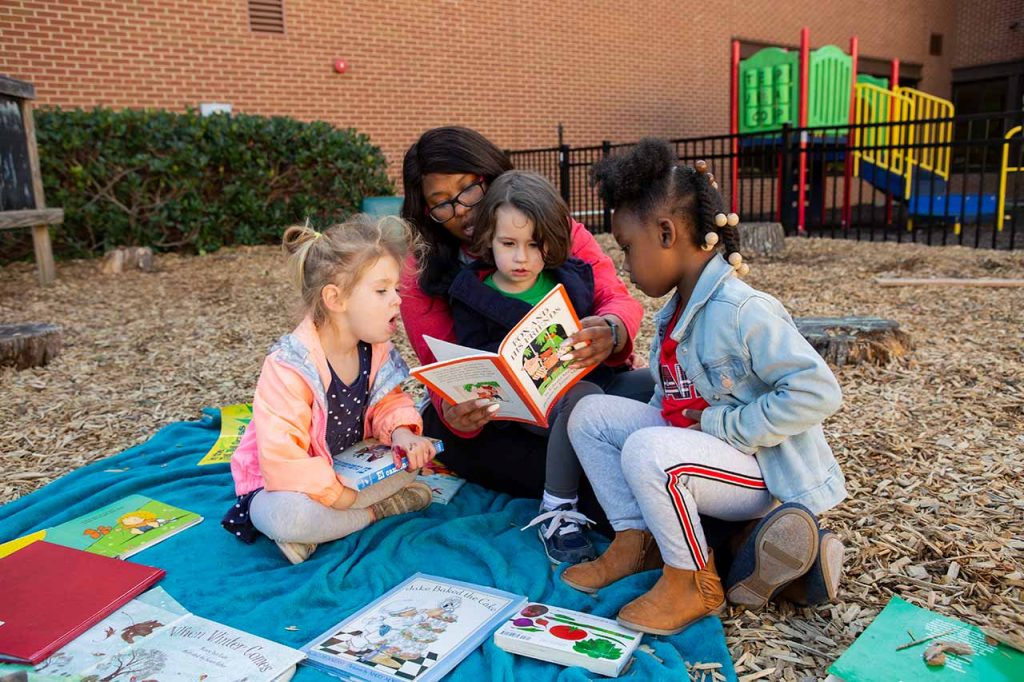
[333,438,445,491]
[522,324,573,394]
[493,603,642,677]
[301,573,526,682]
[463,381,506,402]
[411,285,593,428]
[197,402,254,466]
[827,596,1024,681]
[44,495,203,560]
[415,459,466,505]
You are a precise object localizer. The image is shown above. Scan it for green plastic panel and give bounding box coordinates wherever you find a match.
[807,45,852,128]
[738,47,797,134]
[856,73,889,89]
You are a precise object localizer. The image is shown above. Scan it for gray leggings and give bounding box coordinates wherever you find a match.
[249,470,415,544]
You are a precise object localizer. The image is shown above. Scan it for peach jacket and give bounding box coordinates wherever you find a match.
[230,317,422,506]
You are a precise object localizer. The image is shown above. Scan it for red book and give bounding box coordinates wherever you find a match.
[0,540,164,665]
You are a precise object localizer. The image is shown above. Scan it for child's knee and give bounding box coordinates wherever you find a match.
[620,432,665,486]
[566,393,613,434]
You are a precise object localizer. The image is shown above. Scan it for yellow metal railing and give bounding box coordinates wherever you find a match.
[854,83,916,198]
[895,87,953,180]
[997,126,1022,232]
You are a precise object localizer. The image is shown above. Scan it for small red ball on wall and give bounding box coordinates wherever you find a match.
[333,59,349,74]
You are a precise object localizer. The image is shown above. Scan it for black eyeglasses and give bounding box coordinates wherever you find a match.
[427,179,486,223]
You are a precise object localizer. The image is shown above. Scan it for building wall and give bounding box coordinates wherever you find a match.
[953,0,1024,68]
[1,0,960,180]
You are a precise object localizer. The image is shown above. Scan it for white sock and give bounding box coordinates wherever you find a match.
[542,491,577,512]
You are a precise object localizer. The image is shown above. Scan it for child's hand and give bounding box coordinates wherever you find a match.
[683,409,703,430]
[390,428,437,470]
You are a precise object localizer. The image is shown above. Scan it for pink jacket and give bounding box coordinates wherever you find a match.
[400,218,643,437]
[230,317,422,507]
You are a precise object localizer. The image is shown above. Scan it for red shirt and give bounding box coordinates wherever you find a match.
[659,305,709,427]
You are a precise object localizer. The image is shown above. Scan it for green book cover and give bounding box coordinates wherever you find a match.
[44,494,203,560]
[829,596,1023,681]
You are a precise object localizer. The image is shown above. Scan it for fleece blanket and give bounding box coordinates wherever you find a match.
[0,409,737,681]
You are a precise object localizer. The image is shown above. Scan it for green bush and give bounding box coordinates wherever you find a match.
[1,107,393,262]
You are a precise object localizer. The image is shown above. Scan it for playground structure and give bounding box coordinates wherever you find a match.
[729,29,1016,235]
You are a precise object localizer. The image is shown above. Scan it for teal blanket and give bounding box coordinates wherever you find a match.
[0,410,736,681]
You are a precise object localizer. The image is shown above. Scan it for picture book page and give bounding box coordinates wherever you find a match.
[413,356,536,423]
[498,285,585,416]
[423,336,496,363]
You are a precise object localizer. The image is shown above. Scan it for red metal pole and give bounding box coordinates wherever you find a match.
[843,36,858,228]
[885,58,900,225]
[730,40,740,213]
[797,27,810,233]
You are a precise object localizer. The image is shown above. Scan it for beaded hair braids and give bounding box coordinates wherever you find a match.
[592,138,748,276]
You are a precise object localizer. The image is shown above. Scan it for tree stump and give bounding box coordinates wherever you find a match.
[738,222,785,257]
[101,246,154,274]
[0,323,63,370]
[795,317,911,367]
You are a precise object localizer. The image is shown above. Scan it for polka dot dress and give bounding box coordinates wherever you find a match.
[221,342,372,543]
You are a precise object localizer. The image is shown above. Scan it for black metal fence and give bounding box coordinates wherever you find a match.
[507,110,1024,250]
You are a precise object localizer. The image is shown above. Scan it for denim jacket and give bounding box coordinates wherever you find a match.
[649,254,847,514]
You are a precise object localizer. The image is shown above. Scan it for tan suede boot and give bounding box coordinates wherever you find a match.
[616,551,726,635]
[561,529,663,594]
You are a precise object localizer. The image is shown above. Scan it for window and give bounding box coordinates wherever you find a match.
[248,0,284,34]
[929,33,943,57]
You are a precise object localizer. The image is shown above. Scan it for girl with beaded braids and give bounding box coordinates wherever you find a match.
[561,139,848,635]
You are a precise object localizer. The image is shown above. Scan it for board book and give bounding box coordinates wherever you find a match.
[43,493,203,559]
[416,460,466,505]
[493,602,642,677]
[301,573,526,681]
[333,438,445,491]
[197,402,253,465]
[410,284,593,428]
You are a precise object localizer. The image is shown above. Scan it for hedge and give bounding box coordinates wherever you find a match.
[1,107,393,262]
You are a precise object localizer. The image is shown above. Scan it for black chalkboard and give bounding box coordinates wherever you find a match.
[0,91,36,211]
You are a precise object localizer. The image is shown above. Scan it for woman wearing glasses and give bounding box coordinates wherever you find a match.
[399,126,651,523]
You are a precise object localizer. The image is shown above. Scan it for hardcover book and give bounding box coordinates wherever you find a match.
[301,573,526,681]
[411,284,594,428]
[493,602,642,677]
[0,541,164,665]
[333,438,444,491]
[44,494,203,559]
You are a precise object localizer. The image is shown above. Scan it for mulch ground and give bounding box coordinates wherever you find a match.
[2,235,1022,681]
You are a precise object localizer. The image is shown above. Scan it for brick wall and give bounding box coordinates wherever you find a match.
[0,0,966,181]
[953,0,1024,68]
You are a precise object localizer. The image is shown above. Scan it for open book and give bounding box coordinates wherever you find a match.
[410,284,592,428]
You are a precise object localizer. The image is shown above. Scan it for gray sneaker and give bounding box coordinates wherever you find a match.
[275,540,318,565]
[370,482,433,520]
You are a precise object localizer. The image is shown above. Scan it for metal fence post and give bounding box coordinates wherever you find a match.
[780,124,794,233]
[601,140,612,233]
[558,144,571,205]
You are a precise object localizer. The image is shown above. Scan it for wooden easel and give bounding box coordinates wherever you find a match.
[0,75,63,286]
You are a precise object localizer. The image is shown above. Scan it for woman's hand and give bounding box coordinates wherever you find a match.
[564,316,621,369]
[442,398,500,433]
[390,427,438,470]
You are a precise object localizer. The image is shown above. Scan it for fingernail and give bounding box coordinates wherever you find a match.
[475,399,491,407]
[559,353,574,362]
[573,341,589,350]
[486,404,500,413]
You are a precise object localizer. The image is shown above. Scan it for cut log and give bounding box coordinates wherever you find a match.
[101,246,154,274]
[738,222,785,257]
[795,316,911,367]
[0,323,63,370]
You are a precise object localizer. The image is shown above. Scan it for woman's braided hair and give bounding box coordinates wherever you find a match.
[591,138,748,275]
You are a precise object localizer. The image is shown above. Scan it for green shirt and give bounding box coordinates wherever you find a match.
[484,270,557,307]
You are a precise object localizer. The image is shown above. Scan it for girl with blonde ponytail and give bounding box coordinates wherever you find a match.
[223,215,437,565]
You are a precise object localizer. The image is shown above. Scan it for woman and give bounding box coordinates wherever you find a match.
[399,127,653,519]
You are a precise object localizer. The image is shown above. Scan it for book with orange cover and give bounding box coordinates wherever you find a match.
[0,541,164,665]
[410,284,593,428]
